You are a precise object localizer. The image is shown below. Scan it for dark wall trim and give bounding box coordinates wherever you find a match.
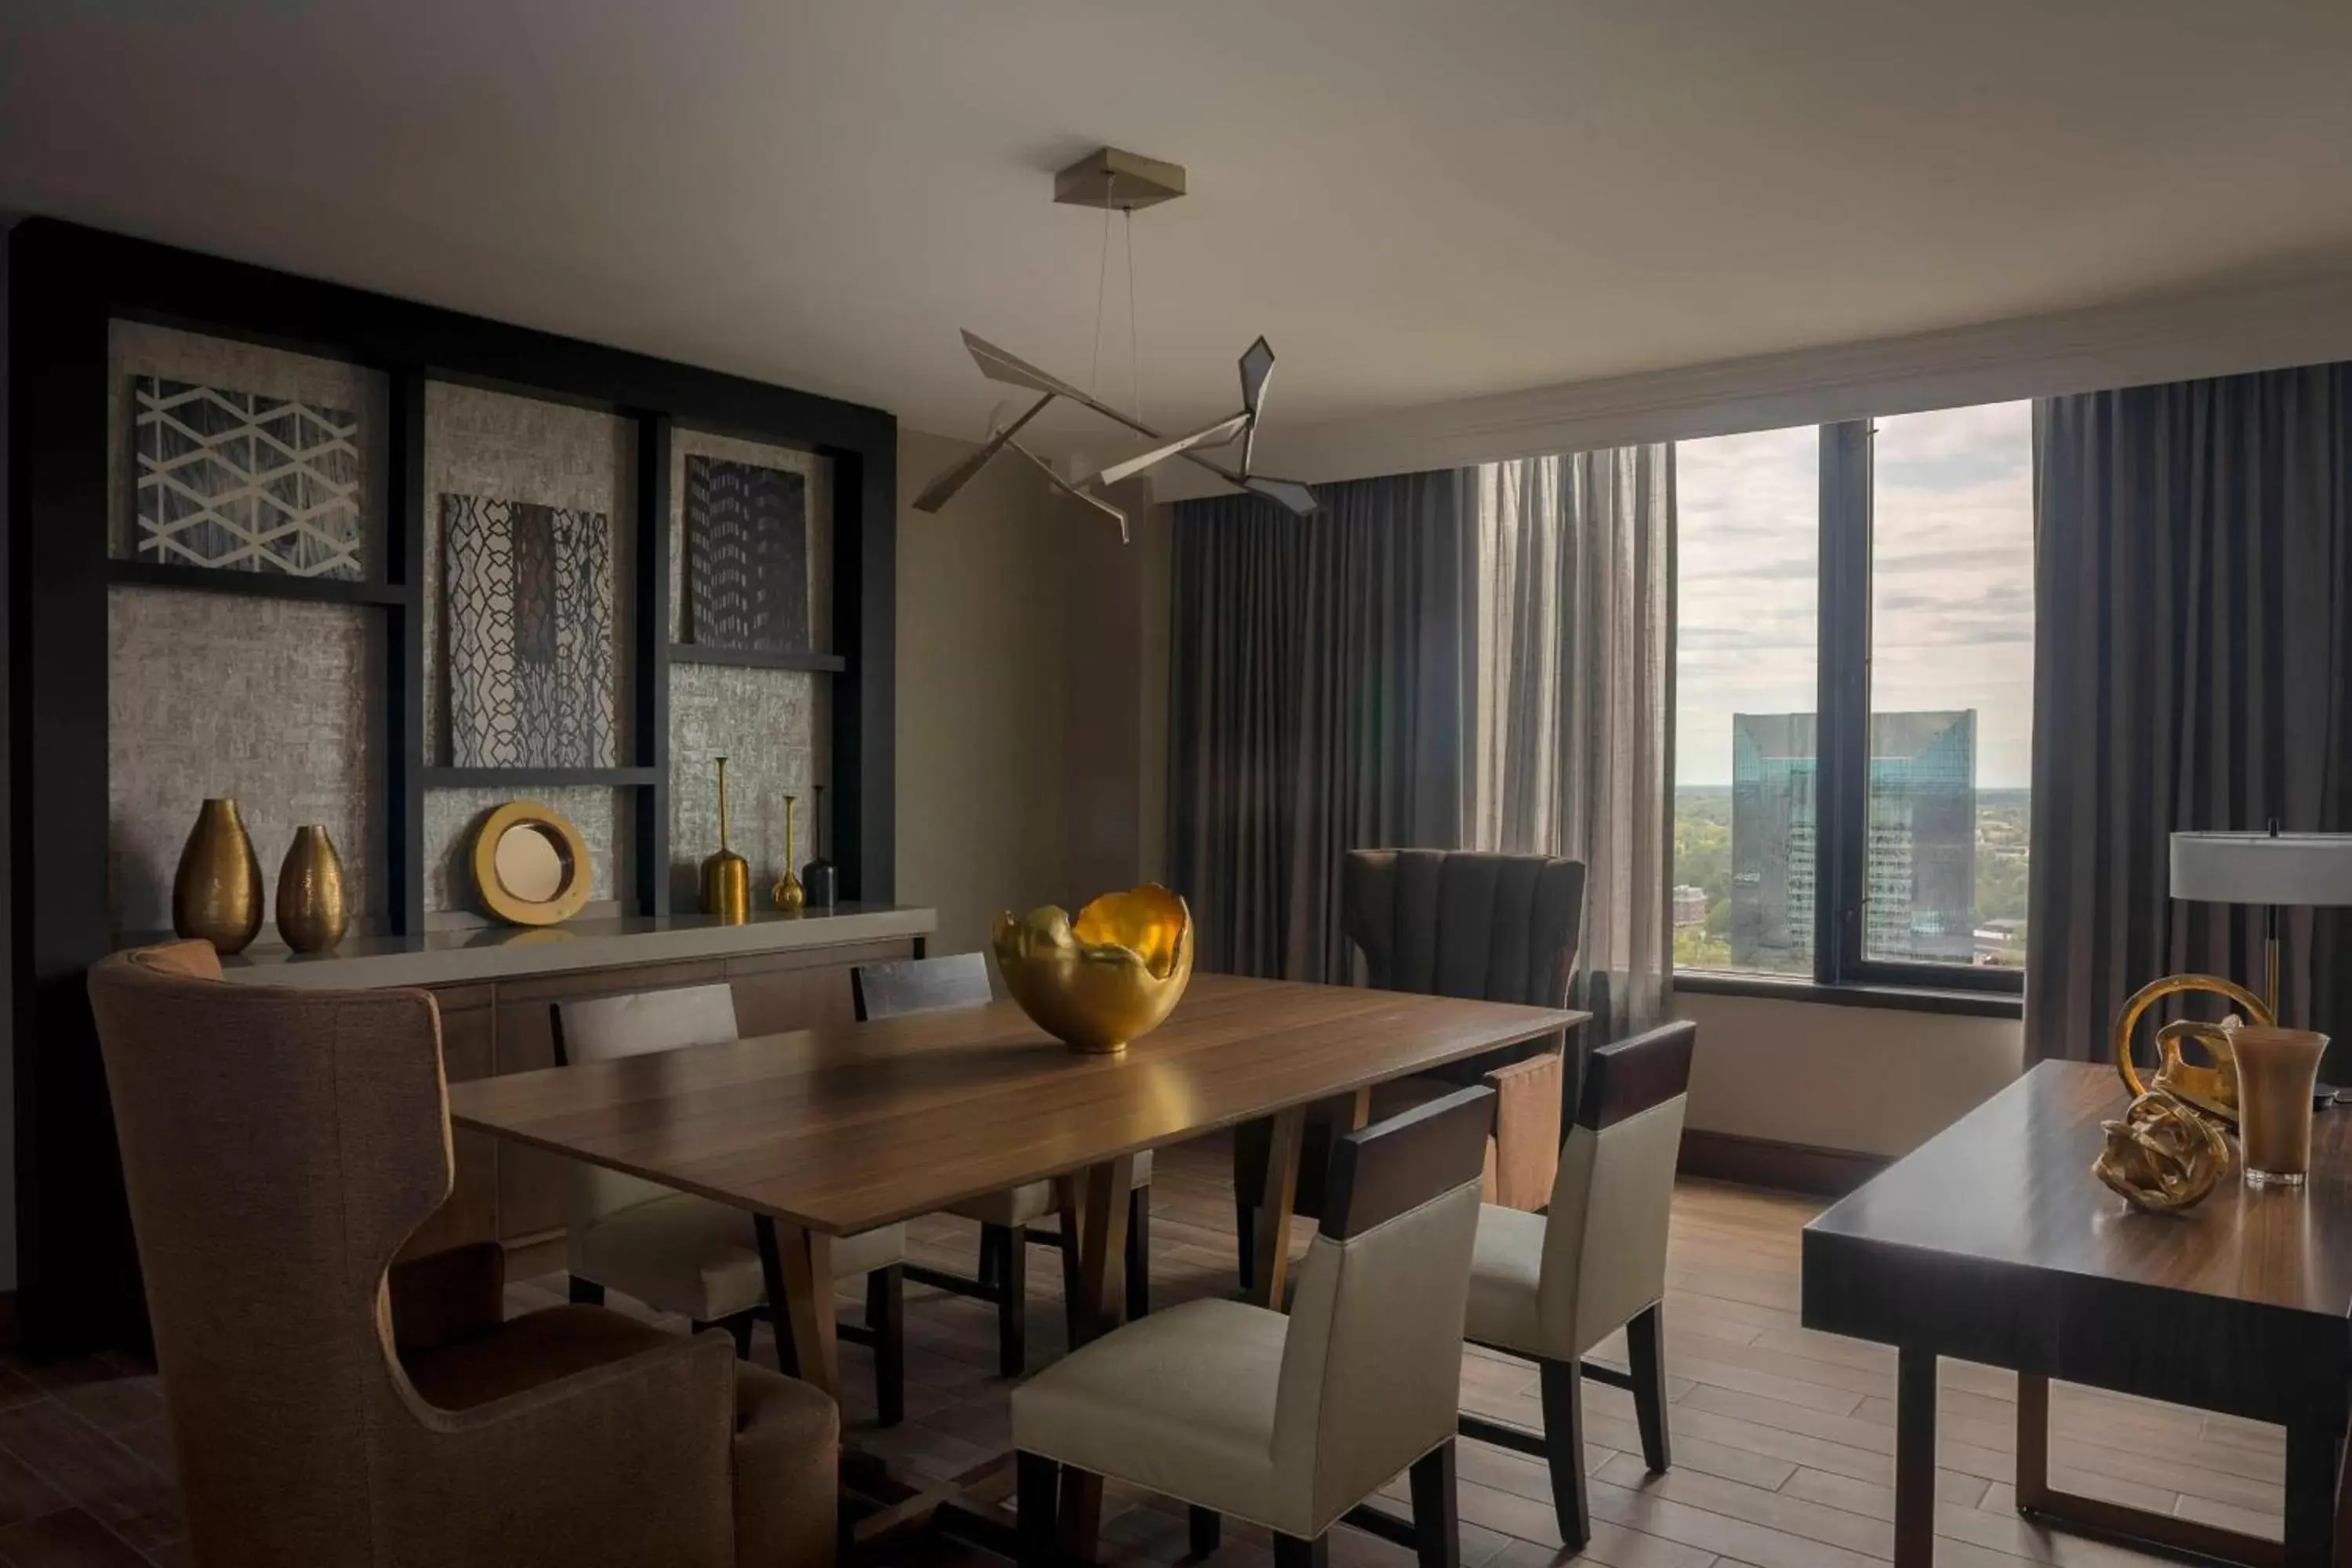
[1678,1127,1892,1199]
[5,218,898,1352]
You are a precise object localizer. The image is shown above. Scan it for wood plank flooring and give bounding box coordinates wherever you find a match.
[0,1134,2292,1566]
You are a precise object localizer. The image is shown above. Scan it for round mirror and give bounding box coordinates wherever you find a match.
[467,800,594,926]
[493,822,569,902]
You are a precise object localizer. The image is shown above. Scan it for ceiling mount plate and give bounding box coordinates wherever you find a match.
[1054,147,1186,211]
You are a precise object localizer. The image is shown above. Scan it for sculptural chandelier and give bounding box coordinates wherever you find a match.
[913,147,1319,540]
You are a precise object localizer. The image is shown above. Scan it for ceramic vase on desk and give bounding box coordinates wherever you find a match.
[275,825,349,953]
[802,783,838,909]
[771,794,806,913]
[172,797,264,955]
[699,758,751,924]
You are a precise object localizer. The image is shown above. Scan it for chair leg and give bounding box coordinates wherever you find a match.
[1016,1451,1060,1568]
[568,1276,604,1306]
[1059,1214,1083,1346]
[999,1221,1029,1378]
[1537,1357,1591,1551]
[1272,1533,1327,1568]
[868,1265,906,1426]
[1626,1301,1671,1473]
[1126,1185,1151,1318]
[1408,1439,1460,1568]
[1187,1506,1221,1559]
[979,1221,1011,1291]
[1235,1199,1257,1291]
[728,1313,755,1360]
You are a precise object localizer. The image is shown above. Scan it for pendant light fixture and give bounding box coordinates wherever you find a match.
[913,147,1319,539]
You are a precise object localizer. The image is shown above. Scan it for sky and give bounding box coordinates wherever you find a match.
[1673,401,2034,789]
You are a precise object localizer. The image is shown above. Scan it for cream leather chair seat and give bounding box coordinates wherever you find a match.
[1014,1086,1496,1568]
[948,1155,1153,1228]
[1456,1020,1695,1555]
[581,1190,909,1323]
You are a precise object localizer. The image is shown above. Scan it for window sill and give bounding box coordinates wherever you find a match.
[1672,969,2024,1020]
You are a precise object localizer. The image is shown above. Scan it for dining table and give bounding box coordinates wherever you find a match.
[447,970,1585,1552]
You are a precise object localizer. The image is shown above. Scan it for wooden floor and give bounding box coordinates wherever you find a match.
[0,1134,2292,1566]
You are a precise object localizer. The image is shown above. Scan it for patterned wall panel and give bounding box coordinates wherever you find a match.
[684,456,808,652]
[666,430,829,648]
[443,495,616,768]
[132,377,365,578]
[670,663,818,911]
[424,786,629,918]
[108,586,377,934]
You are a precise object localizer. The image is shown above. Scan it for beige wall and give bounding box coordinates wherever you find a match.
[1673,989,2026,1159]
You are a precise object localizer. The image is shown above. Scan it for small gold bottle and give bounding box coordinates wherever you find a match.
[771,793,806,913]
[699,757,751,924]
[275,824,349,953]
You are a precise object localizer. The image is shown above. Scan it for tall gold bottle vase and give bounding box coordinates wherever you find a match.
[275,825,349,953]
[172,797,264,955]
[700,757,751,925]
[771,793,806,913]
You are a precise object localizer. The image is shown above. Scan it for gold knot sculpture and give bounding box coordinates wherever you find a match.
[2094,1089,2234,1211]
[2111,972,2274,1127]
[992,885,1194,1054]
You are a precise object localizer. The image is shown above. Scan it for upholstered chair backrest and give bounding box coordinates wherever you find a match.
[851,951,991,1021]
[555,983,739,1229]
[87,942,453,1560]
[1342,849,1586,1006]
[1273,1085,1494,1536]
[1537,1021,1695,1359]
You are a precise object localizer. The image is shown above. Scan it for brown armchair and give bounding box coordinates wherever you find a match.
[88,941,837,1568]
[1236,850,1585,1287]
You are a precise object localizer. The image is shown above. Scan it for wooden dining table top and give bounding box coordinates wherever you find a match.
[446,972,1584,1237]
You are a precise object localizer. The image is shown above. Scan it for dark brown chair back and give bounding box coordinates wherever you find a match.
[1342,849,1585,1006]
[852,951,991,1022]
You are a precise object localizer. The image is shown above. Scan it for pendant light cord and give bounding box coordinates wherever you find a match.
[1089,176,1114,397]
[1125,205,1140,423]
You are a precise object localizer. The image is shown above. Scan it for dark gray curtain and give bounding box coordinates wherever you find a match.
[2027,365,2352,1069]
[1168,470,1472,982]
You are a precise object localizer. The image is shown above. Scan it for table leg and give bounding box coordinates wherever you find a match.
[1249,1105,1308,1310]
[1056,1153,1138,1564]
[2283,1420,2338,1567]
[1894,1346,1936,1568]
[2015,1371,2050,1508]
[756,1214,838,1402]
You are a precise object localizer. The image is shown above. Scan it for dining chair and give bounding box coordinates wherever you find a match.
[554,983,910,1426]
[852,952,1154,1377]
[89,941,840,1568]
[1457,1018,1695,1552]
[1236,849,1586,1287]
[1012,1084,1496,1568]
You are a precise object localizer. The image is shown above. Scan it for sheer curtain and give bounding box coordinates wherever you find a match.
[1466,448,1675,1038]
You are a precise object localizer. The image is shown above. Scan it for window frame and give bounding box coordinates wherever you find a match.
[1671,413,2027,1012]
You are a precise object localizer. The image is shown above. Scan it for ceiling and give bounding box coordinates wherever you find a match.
[5,2,2350,446]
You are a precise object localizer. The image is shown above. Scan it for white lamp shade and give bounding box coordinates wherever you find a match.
[2170,832,2352,906]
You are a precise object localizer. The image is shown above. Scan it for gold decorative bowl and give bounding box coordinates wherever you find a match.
[991,886,1194,1054]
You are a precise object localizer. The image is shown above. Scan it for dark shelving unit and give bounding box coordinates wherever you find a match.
[667,643,848,673]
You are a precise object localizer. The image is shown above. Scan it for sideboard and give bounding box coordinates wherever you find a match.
[207,905,936,1276]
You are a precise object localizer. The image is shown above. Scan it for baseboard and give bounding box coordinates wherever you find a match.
[1677,1128,1890,1198]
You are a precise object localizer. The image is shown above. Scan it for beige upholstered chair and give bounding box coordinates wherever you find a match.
[556,984,909,1424]
[88,941,837,1568]
[1236,850,1584,1287]
[1459,1020,1694,1552]
[1013,1085,1495,1568]
[852,953,1152,1377]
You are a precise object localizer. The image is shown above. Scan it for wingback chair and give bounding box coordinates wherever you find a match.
[1236,849,1585,1287]
[88,942,838,1568]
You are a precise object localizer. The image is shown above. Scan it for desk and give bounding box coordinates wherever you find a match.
[1803,1061,2351,1567]
[448,972,1583,1549]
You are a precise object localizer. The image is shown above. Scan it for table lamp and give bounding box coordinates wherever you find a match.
[2171,827,2352,1017]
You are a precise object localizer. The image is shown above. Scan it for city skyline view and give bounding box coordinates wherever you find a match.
[1674,402,2035,789]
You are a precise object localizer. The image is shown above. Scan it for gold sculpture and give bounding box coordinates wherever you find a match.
[771,793,805,913]
[275,825,348,953]
[2111,972,2274,1126]
[2095,1089,2233,1211]
[469,801,593,927]
[700,757,750,925]
[992,885,1193,1054]
[172,797,264,954]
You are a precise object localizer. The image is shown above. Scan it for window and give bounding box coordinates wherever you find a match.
[1672,427,1819,978]
[1672,403,2034,996]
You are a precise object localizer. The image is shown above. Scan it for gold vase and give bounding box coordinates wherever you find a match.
[172,797,264,955]
[700,758,750,925]
[275,825,349,953]
[771,793,806,913]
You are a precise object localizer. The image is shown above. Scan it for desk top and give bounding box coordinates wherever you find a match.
[1802,1061,2352,1428]
[447,973,1582,1236]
